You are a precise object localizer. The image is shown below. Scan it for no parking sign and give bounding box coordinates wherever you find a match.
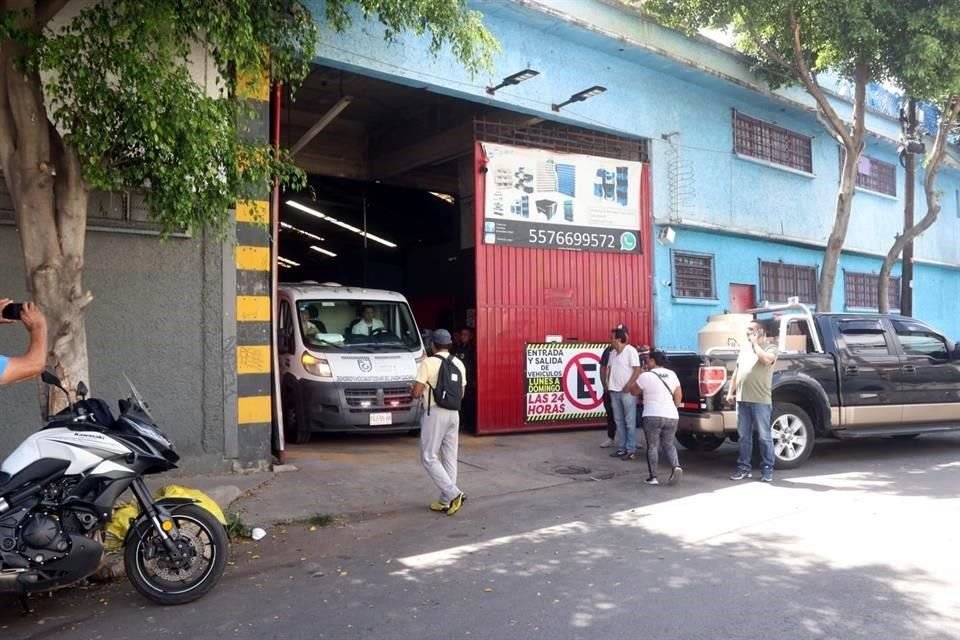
[525,343,608,423]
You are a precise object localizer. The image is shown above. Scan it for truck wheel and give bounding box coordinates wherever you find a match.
[770,402,815,469]
[283,390,312,445]
[675,432,726,452]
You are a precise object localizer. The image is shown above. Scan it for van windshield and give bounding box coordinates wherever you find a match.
[296,299,421,352]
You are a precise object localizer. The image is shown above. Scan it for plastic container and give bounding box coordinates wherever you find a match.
[698,313,753,354]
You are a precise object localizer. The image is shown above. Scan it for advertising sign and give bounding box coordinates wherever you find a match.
[482,143,643,253]
[525,342,609,423]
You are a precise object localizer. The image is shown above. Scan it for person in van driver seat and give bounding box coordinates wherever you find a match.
[299,305,327,339]
[0,299,47,386]
[351,305,385,335]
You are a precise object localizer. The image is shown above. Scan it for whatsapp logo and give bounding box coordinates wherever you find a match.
[620,232,638,251]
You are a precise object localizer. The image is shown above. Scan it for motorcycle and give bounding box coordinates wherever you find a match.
[0,371,228,607]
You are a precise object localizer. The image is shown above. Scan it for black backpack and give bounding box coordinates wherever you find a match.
[429,355,464,412]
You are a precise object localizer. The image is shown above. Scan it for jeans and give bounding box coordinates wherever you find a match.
[610,391,638,453]
[736,401,774,472]
[602,392,616,440]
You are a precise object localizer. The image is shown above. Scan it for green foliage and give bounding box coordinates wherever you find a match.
[881,1,960,104]
[323,0,498,76]
[1,0,496,236]
[225,512,253,540]
[308,513,337,527]
[642,0,902,89]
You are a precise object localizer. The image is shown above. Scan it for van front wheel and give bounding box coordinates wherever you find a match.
[284,390,312,445]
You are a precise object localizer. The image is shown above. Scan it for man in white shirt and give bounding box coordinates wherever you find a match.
[606,324,642,460]
[634,350,683,486]
[351,305,385,335]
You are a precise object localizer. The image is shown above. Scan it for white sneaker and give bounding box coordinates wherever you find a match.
[600,438,614,448]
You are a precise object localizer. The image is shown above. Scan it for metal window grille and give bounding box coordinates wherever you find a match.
[475,118,649,162]
[733,111,813,173]
[672,251,715,299]
[839,149,897,196]
[760,261,817,303]
[1,171,177,235]
[844,271,900,309]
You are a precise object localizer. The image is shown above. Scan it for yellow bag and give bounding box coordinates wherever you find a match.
[153,485,227,525]
[102,485,227,550]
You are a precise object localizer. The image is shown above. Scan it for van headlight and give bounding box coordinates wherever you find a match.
[302,353,333,378]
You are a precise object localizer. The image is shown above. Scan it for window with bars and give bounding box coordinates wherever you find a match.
[839,149,897,196]
[672,251,715,299]
[1,172,179,235]
[733,111,813,173]
[760,261,817,303]
[844,271,900,310]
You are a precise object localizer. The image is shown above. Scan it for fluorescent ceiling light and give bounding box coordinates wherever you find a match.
[278,256,301,267]
[429,192,455,205]
[310,245,338,258]
[281,221,325,242]
[278,262,292,269]
[286,200,397,248]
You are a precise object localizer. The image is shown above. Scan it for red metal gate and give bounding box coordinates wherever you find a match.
[473,141,653,435]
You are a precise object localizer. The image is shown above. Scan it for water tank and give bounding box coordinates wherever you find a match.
[698,313,753,354]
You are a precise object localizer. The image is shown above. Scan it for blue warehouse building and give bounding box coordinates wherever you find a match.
[303,0,960,349]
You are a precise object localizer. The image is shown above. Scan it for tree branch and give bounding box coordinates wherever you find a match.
[749,32,796,74]
[788,8,852,149]
[0,45,16,177]
[35,0,71,27]
[877,96,960,312]
[51,124,87,265]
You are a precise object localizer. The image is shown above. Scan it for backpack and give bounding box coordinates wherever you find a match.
[429,355,463,412]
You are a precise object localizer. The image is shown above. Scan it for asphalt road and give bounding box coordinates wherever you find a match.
[4,434,960,640]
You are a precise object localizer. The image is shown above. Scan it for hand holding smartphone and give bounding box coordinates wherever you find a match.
[1,301,22,321]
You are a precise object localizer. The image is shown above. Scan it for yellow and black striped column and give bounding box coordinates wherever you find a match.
[232,71,274,463]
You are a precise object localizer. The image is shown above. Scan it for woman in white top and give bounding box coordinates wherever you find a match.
[632,350,683,486]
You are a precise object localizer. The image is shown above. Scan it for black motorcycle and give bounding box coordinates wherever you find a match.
[0,372,228,607]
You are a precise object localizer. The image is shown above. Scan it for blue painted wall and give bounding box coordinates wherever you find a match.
[304,0,960,346]
[652,226,960,350]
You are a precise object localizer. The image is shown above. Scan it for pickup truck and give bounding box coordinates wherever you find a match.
[670,301,960,469]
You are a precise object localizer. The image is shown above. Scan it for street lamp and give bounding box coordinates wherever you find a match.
[486,69,540,95]
[552,86,607,112]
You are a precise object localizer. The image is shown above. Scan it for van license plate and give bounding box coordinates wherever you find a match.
[369,412,393,426]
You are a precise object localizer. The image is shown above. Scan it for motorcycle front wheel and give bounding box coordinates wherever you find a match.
[124,504,229,606]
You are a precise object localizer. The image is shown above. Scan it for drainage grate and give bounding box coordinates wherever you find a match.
[552,465,592,476]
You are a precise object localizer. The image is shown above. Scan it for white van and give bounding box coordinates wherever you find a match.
[277,283,426,443]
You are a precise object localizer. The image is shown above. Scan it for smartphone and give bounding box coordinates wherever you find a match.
[1,303,23,321]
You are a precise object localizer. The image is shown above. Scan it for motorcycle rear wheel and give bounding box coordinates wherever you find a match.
[124,504,229,606]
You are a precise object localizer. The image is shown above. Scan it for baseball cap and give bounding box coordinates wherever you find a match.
[432,328,453,346]
[638,344,651,356]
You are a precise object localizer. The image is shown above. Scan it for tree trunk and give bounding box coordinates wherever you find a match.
[878,97,960,316]
[1,27,93,417]
[816,68,867,312]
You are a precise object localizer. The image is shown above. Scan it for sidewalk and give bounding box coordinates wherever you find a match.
[165,429,638,526]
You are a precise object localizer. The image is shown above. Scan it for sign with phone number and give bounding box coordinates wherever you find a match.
[484,220,641,253]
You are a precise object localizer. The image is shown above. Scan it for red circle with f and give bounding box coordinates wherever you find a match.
[562,352,603,411]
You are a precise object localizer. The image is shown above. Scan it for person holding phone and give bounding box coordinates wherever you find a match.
[0,299,48,386]
[726,321,779,482]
